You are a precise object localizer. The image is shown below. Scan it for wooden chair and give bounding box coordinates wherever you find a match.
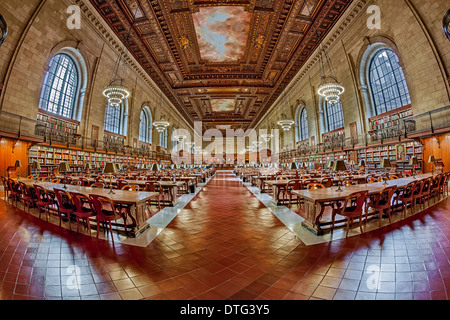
[419,177,432,209]
[145,181,161,210]
[1,176,11,202]
[121,185,141,191]
[89,194,125,243]
[7,179,21,207]
[18,182,35,213]
[321,177,334,188]
[284,179,302,207]
[412,179,425,210]
[368,177,380,184]
[71,180,82,186]
[70,192,96,236]
[343,180,357,187]
[34,185,53,221]
[51,179,60,183]
[303,179,318,189]
[79,178,90,187]
[442,172,449,197]
[394,181,417,217]
[368,186,397,227]
[90,182,105,188]
[116,179,128,190]
[331,190,369,236]
[53,188,75,229]
[431,174,445,202]
[307,183,325,190]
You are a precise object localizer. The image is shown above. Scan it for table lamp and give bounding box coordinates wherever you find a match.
[409,156,418,179]
[59,162,70,189]
[290,162,298,170]
[32,160,41,182]
[380,158,391,185]
[333,159,347,192]
[151,163,160,172]
[85,162,92,174]
[428,155,436,175]
[15,160,22,180]
[103,162,118,194]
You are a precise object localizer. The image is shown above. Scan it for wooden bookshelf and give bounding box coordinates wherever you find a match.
[29,145,170,177]
[368,106,414,141]
[36,111,80,144]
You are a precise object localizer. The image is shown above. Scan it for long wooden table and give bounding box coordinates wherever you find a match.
[18,179,159,237]
[292,174,434,236]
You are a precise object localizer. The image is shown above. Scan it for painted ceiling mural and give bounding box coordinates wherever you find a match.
[89,0,353,132]
[193,6,251,62]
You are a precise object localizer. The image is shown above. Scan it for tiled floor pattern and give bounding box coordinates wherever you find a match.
[241,177,450,246]
[0,171,449,300]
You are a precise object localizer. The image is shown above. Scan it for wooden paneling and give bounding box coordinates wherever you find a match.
[421,133,450,173]
[0,138,31,178]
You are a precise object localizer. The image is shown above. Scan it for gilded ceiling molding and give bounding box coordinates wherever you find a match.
[74,0,194,131]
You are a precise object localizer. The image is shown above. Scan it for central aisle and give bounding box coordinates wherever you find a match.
[151,170,306,299]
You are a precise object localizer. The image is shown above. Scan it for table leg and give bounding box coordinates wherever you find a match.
[126,203,150,238]
[301,199,326,236]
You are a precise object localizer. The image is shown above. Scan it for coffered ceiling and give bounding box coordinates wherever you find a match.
[89,0,352,132]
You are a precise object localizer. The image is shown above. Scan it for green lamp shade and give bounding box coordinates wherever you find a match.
[409,157,418,166]
[103,162,118,174]
[380,158,391,168]
[15,160,22,168]
[359,160,366,167]
[428,155,436,163]
[290,162,298,170]
[151,163,160,172]
[59,162,70,172]
[333,160,347,172]
[85,162,92,170]
[32,161,41,170]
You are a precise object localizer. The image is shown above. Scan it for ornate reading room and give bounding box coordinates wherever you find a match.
[0,0,449,304]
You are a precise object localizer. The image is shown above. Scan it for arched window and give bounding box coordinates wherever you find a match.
[139,107,153,144]
[104,100,127,135]
[325,101,344,132]
[298,108,309,141]
[159,128,168,149]
[38,53,80,119]
[368,48,411,115]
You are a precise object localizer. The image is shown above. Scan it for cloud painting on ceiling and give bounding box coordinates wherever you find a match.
[193,6,251,62]
[210,99,235,112]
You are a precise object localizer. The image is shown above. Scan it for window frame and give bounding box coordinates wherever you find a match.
[38,53,80,120]
[368,48,411,116]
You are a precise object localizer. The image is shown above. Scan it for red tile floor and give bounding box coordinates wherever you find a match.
[0,171,449,300]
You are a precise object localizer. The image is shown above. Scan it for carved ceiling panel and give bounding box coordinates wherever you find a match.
[89,0,352,131]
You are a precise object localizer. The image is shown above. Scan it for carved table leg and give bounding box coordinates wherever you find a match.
[301,199,326,236]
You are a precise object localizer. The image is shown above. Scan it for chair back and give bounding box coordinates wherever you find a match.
[89,194,120,220]
[321,178,334,188]
[367,178,380,184]
[70,192,94,214]
[341,191,369,216]
[145,182,156,192]
[122,185,141,191]
[90,182,105,188]
[53,188,73,210]
[287,179,302,190]
[34,185,49,202]
[343,180,357,187]
[403,181,417,200]
[422,178,432,192]
[376,186,397,206]
[307,183,325,190]
[116,180,128,190]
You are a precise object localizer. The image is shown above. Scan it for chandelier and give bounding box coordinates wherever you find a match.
[278,112,294,131]
[103,30,132,107]
[317,41,345,105]
[154,115,170,133]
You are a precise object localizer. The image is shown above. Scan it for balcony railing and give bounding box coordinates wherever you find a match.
[0,110,171,161]
[278,105,450,159]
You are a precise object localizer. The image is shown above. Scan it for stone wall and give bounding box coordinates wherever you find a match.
[0,0,193,151]
[256,0,450,149]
